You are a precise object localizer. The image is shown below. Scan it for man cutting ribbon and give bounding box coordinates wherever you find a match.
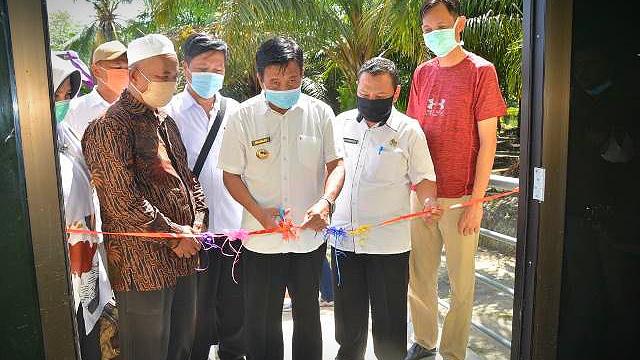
[218,37,345,360]
[329,57,440,360]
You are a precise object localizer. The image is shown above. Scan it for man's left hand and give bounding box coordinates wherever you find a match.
[300,200,330,232]
[458,203,483,236]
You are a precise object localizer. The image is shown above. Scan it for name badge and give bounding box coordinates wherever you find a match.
[251,136,271,147]
[344,137,359,145]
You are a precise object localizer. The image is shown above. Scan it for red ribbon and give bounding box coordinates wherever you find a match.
[450,187,520,209]
[378,188,520,227]
[66,188,519,239]
[66,228,189,238]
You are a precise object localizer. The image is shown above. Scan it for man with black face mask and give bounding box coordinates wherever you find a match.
[329,57,440,360]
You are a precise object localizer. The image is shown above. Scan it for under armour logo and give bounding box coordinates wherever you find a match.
[426,98,446,117]
[427,98,446,110]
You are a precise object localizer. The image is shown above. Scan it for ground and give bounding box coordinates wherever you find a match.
[208,246,514,360]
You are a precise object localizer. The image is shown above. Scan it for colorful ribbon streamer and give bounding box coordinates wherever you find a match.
[333,249,347,287]
[68,188,519,241]
[66,188,520,283]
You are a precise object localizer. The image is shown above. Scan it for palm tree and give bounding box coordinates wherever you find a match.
[63,0,133,63]
[460,0,523,102]
[144,0,420,106]
[145,0,522,109]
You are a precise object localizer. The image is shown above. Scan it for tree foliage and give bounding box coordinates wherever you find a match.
[48,11,81,51]
[54,0,523,111]
[62,0,133,63]
[140,0,522,111]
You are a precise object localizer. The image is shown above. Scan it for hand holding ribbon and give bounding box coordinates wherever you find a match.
[301,200,331,232]
[421,198,443,225]
[256,206,290,230]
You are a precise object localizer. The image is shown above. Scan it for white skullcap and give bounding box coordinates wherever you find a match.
[127,34,176,66]
[50,52,81,98]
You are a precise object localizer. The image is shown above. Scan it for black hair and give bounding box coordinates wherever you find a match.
[357,57,399,88]
[255,37,304,77]
[420,0,460,18]
[182,33,228,64]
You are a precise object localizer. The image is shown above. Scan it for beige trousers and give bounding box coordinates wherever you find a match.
[408,193,479,360]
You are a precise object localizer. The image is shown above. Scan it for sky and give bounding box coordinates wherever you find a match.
[46,0,146,26]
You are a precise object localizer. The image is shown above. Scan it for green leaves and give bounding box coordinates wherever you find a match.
[63,0,134,63]
[49,11,82,51]
[461,0,523,18]
[463,12,523,101]
[140,0,522,111]
[62,24,98,64]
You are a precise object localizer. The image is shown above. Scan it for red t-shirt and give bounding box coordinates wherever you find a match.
[407,52,507,198]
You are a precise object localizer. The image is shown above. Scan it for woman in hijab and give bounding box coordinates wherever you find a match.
[51,52,112,360]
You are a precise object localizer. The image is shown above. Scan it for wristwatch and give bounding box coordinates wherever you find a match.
[321,196,335,215]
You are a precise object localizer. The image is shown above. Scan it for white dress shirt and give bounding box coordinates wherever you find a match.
[218,93,344,254]
[164,89,243,232]
[330,108,436,254]
[66,89,111,138]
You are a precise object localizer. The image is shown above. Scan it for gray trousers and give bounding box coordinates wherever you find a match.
[115,274,197,360]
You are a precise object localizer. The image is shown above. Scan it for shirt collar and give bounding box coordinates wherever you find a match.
[260,91,305,116]
[86,88,111,108]
[385,107,402,132]
[180,88,222,116]
[357,107,401,132]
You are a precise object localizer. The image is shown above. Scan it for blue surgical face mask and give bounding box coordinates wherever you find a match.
[189,72,224,99]
[423,19,461,57]
[55,100,70,123]
[264,87,301,110]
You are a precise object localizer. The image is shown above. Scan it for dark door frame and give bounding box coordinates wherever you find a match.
[511,0,541,356]
[5,0,78,358]
[512,0,573,359]
[4,0,576,358]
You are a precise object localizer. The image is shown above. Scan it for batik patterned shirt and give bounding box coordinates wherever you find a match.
[82,89,208,292]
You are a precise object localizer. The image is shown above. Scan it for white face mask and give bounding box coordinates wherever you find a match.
[131,68,176,108]
[423,18,462,57]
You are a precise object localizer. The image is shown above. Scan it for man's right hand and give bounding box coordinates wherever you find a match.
[171,226,201,258]
[257,207,290,230]
[422,198,443,226]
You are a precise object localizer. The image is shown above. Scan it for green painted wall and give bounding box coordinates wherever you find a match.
[0,1,45,358]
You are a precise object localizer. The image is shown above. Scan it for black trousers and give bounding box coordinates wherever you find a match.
[115,274,197,360]
[76,306,101,360]
[191,239,245,360]
[242,244,325,360]
[331,248,410,360]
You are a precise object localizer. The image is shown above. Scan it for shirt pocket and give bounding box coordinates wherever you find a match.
[364,147,405,183]
[297,134,322,170]
[246,137,277,177]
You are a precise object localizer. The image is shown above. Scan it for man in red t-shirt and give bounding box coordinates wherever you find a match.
[404,1,507,360]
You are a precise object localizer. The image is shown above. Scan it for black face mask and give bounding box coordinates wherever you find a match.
[356,95,394,124]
